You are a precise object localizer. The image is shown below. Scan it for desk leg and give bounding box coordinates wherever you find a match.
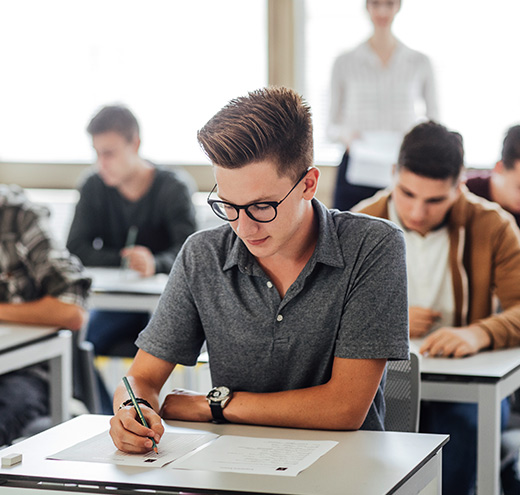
[477,383,501,495]
[48,331,72,424]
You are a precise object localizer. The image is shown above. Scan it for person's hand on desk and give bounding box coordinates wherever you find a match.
[160,389,212,422]
[120,245,156,277]
[109,403,164,454]
[419,325,492,358]
[409,306,441,338]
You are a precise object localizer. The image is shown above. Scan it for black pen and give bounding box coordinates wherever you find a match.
[122,376,158,454]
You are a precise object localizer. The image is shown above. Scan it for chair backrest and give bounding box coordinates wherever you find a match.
[383,351,421,432]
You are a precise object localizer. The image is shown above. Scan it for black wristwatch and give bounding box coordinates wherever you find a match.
[206,386,233,423]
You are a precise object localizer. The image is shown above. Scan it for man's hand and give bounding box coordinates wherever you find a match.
[109,404,164,454]
[120,245,156,277]
[160,389,212,422]
[409,306,441,338]
[419,325,492,358]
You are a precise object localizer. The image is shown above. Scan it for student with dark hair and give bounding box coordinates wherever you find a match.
[356,120,520,495]
[109,86,409,454]
[466,124,520,226]
[67,105,197,410]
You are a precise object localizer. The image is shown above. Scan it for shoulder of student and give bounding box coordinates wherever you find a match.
[154,165,197,194]
[0,183,50,222]
[456,190,519,235]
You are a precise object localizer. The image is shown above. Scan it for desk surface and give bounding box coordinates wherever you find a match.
[0,415,448,495]
[0,323,58,353]
[411,339,520,381]
[86,267,168,295]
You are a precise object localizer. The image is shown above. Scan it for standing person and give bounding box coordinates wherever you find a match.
[355,121,520,495]
[466,124,520,227]
[328,0,438,211]
[0,184,90,446]
[108,87,409,454]
[67,105,198,360]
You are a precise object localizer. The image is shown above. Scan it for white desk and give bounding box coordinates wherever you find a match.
[0,414,447,495]
[414,341,520,495]
[86,267,167,313]
[0,324,72,424]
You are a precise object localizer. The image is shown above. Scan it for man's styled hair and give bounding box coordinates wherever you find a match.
[87,105,140,142]
[197,86,313,180]
[397,121,464,182]
[501,125,520,169]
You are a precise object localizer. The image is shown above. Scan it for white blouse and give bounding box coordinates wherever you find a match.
[327,40,439,148]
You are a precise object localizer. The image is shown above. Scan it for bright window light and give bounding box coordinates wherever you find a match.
[301,0,520,168]
[0,0,267,164]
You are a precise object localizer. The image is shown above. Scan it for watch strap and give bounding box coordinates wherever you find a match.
[209,402,228,423]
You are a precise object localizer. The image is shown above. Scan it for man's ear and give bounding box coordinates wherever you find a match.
[302,167,320,199]
[494,160,505,174]
[131,135,141,153]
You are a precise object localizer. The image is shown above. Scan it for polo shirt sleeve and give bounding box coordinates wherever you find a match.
[335,225,409,361]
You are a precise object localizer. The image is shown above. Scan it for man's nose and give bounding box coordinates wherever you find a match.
[234,210,259,237]
[409,202,427,221]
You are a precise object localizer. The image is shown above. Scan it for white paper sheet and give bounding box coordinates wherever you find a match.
[47,430,218,468]
[347,131,402,188]
[170,435,338,477]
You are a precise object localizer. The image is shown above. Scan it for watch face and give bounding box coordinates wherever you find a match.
[207,386,231,403]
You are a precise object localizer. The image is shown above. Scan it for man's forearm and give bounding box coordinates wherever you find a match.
[164,358,387,430]
[225,384,372,430]
[0,296,87,330]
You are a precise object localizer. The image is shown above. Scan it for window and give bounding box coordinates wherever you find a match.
[0,0,267,164]
[300,0,520,167]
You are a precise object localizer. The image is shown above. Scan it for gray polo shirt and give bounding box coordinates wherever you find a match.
[136,199,409,430]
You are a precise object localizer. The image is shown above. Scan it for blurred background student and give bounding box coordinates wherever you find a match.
[466,124,520,227]
[0,184,90,446]
[67,105,197,411]
[327,0,438,211]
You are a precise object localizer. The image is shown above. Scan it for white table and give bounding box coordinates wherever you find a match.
[413,341,520,495]
[86,267,167,313]
[0,414,448,495]
[0,324,72,424]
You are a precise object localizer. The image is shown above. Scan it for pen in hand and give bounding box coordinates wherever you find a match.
[122,376,159,454]
[121,225,139,270]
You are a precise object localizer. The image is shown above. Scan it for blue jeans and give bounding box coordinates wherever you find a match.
[86,310,150,356]
[420,399,510,495]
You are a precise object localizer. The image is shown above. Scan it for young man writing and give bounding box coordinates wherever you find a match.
[109,87,409,453]
[0,184,90,446]
[356,121,520,495]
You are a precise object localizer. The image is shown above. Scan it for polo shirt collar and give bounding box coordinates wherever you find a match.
[222,199,344,273]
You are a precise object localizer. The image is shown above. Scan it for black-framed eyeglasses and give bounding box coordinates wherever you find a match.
[207,168,310,223]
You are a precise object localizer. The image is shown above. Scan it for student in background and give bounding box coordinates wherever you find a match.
[67,105,197,357]
[355,121,520,495]
[109,87,409,454]
[466,124,520,227]
[0,184,90,446]
[328,0,438,211]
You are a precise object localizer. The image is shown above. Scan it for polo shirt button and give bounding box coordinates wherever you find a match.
[277,314,283,322]
[267,281,273,288]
